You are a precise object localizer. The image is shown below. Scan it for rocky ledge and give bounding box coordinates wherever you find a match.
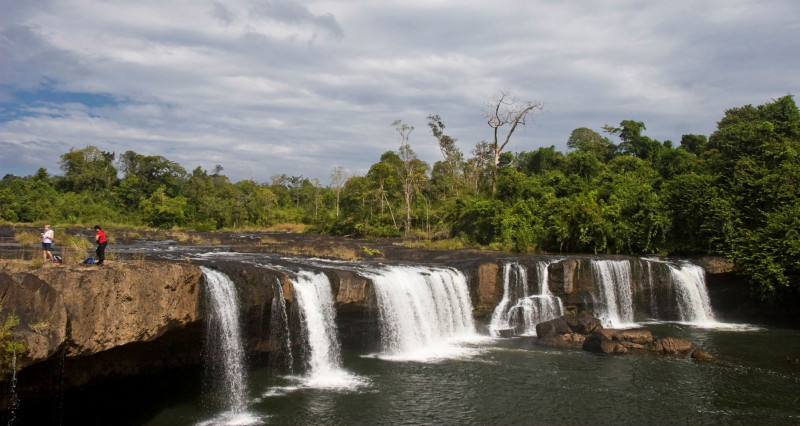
[0,260,204,374]
[535,313,713,360]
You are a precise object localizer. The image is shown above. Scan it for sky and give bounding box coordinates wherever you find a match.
[1,0,799,184]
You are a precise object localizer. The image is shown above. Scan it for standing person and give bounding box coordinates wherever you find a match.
[41,224,54,261]
[94,225,107,266]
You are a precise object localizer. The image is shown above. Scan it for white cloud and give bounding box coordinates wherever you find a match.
[1,0,799,181]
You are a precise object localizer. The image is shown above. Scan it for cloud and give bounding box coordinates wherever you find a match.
[1,0,798,183]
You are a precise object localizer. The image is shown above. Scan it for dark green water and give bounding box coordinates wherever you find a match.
[141,323,800,426]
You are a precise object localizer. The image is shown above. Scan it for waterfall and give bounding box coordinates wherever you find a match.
[8,348,19,425]
[366,265,478,361]
[591,260,635,328]
[200,267,249,417]
[667,263,716,325]
[489,261,563,336]
[291,270,364,389]
[269,278,293,372]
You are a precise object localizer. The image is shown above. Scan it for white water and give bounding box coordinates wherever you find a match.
[291,270,364,389]
[591,260,636,328]
[668,263,717,326]
[489,261,563,336]
[200,267,252,423]
[366,265,480,361]
[8,348,19,425]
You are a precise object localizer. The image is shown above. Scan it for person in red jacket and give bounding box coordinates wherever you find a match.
[94,225,107,265]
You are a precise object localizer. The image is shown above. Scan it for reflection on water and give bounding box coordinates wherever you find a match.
[139,323,800,426]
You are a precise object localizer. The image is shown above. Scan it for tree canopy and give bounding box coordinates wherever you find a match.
[3,95,798,304]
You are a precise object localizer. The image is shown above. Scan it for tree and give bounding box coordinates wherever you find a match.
[567,127,617,161]
[427,114,464,197]
[59,146,118,192]
[484,90,544,193]
[330,165,347,217]
[118,150,187,202]
[602,120,665,161]
[392,120,428,235]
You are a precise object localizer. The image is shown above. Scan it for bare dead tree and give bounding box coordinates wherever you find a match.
[484,90,543,193]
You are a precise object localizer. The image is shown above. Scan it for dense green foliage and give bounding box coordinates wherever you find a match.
[2,96,799,301]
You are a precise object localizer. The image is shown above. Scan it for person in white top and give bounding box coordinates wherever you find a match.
[41,224,54,261]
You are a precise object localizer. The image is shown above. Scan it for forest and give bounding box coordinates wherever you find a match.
[1,95,798,303]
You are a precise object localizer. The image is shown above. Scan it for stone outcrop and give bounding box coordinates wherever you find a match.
[536,314,706,358]
[0,261,203,366]
[582,330,628,354]
[651,337,694,355]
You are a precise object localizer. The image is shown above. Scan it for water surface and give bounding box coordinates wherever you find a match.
[144,323,800,425]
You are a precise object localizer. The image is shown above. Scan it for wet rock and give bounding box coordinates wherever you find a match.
[614,328,653,345]
[475,262,501,309]
[618,340,646,350]
[563,313,602,335]
[535,316,573,337]
[582,330,628,354]
[538,333,585,349]
[691,349,714,361]
[495,328,515,338]
[650,337,693,354]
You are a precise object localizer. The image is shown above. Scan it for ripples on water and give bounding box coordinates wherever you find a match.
[133,324,800,425]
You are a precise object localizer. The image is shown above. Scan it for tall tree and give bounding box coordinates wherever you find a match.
[427,114,464,196]
[484,90,544,193]
[392,120,427,235]
[330,165,347,217]
[59,146,118,192]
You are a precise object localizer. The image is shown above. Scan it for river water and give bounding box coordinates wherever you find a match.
[134,322,800,426]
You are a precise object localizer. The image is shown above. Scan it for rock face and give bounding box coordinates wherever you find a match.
[0,262,202,365]
[0,261,205,405]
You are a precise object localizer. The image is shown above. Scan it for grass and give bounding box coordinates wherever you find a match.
[13,230,39,259]
[265,223,307,233]
[132,252,147,266]
[268,244,359,261]
[260,236,279,245]
[393,238,470,251]
[54,230,93,263]
[28,320,53,336]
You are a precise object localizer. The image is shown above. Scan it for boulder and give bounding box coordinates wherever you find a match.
[582,330,628,354]
[563,313,602,335]
[650,337,693,354]
[537,333,585,350]
[495,328,515,338]
[691,349,714,361]
[535,316,572,337]
[617,340,646,350]
[614,328,653,345]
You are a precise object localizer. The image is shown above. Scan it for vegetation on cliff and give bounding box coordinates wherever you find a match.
[2,95,799,304]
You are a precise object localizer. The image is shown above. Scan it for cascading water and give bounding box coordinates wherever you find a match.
[591,259,635,328]
[667,263,716,325]
[489,261,563,336]
[291,270,363,388]
[200,267,253,423]
[8,348,19,425]
[489,263,528,336]
[269,277,293,372]
[365,265,478,361]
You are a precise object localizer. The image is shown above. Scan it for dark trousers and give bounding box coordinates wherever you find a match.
[96,242,107,264]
